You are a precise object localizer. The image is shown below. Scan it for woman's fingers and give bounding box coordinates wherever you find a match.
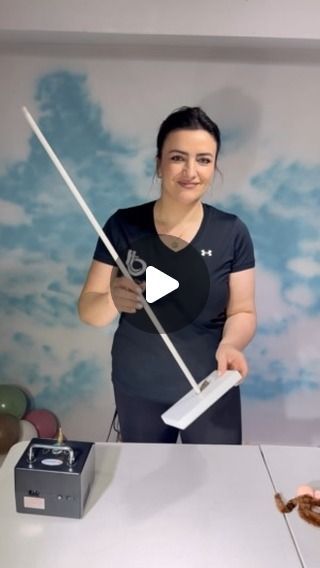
[111,276,144,313]
[216,343,248,382]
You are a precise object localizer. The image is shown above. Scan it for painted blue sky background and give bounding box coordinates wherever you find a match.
[0,69,319,432]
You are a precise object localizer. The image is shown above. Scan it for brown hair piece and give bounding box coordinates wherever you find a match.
[275,493,320,528]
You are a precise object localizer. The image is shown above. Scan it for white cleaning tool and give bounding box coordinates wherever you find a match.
[161,370,240,429]
[22,106,239,429]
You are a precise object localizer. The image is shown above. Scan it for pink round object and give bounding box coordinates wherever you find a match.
[314,490,320,500]
[24,409,59,438]
[296,485,314,497]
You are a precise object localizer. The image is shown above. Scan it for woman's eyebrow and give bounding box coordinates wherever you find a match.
[168,149,214,157]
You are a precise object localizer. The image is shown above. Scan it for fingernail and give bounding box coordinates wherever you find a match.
[296,485,314,497]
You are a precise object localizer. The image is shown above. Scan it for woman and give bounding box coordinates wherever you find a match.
[78,106,256,444]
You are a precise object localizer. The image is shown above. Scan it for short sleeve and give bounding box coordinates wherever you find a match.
[93,213,119,266]
[231,218,255,272]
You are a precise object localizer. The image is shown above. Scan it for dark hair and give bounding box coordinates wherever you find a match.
[156,106,221,164]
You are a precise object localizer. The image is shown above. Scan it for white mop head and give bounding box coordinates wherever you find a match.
[161,370,241,430]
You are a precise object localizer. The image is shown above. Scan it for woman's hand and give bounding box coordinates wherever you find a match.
[215,268,256,383]
[110,275,145,314]
[215,342,248,383]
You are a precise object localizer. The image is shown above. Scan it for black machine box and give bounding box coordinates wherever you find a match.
[15,438,95,519]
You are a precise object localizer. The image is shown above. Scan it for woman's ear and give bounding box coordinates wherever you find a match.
[156,157,161,178]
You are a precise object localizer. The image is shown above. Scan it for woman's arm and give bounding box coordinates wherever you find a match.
[215,268,256,378]
[78,260,143,327]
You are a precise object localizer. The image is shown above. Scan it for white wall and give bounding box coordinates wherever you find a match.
[1,0,320,40]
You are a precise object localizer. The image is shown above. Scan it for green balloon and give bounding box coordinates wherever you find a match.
[0,413,20,454]
[0,385,27,419]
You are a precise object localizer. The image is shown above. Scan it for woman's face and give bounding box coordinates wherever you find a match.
[157,129,217,204]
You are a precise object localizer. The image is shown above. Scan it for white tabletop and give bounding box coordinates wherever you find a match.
[261,445,320,568]
[0,442,301,568]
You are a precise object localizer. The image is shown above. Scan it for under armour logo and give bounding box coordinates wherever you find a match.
[126,249,147,276]
[201,249,212,256]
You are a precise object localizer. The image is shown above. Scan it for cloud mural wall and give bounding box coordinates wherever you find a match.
[0,50,319,443]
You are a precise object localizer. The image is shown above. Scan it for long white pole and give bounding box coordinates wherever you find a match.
[22,107,201,394]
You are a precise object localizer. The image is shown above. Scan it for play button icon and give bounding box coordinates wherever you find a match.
[146,266,179,303]
[110,233,210,333]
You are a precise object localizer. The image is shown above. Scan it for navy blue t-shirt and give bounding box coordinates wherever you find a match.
[94,201,255,403]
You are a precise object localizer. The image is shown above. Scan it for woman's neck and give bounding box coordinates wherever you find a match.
[154,196,203,229]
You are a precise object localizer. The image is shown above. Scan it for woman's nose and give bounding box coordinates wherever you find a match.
[183,160,196,177]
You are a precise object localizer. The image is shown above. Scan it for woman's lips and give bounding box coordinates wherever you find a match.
[178,182,199,189]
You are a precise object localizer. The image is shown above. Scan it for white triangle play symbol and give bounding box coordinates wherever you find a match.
[145,266,179,304]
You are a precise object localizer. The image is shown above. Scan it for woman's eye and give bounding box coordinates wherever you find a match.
[169,155,212,164]
[170,155,184,162]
